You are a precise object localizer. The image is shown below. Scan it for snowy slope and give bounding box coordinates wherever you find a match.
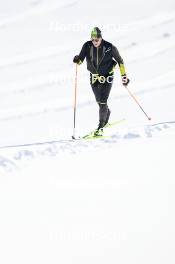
[0,0,175,263]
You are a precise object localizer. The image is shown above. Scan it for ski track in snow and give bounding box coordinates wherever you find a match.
[0,0,77,28]
[0,46,72,70]
[0,121,175,174]
[0,80,174,123]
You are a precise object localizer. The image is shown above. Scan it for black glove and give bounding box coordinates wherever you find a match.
[73,55,80,64]
[122,74,130,86]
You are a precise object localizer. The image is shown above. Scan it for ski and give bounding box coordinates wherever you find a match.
[104,118,126,128]
[82,133,109,140]
[81,118,126,140]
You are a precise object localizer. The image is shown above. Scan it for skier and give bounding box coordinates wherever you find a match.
[73,27,130,136]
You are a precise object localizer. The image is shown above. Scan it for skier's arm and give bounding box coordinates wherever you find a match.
[112,45,130,86]
[73,43,87,65]
[78,43,87,63]
[112,45,126,76]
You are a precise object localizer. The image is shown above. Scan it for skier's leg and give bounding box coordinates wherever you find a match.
[98,77,113,126]
[105,108,111,125]
[91,82,108,128]
[91,81,101,103]
[91,75,113,133]
[98,103,109,128]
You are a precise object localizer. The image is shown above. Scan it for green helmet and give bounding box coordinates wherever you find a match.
[91,27,102,39]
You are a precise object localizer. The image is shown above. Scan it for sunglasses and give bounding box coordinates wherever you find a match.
[91,38,100,43]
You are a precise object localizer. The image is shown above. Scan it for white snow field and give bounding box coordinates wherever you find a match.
[0,0,175,263]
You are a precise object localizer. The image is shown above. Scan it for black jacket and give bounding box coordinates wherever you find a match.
[78,40,124,76]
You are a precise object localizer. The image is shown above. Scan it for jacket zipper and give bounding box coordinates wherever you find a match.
[90,46,98,74]
[98,46,106,68]
[91,45,107,74]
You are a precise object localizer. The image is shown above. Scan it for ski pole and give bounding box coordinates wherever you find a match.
[125,86,152,120]
[72,64,78,139]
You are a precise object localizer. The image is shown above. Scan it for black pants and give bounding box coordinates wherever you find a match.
[91,76,113,125]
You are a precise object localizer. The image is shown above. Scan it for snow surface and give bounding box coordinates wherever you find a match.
[0,0,175,263]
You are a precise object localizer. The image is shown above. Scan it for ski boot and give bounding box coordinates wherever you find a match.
[94,121,105,136]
